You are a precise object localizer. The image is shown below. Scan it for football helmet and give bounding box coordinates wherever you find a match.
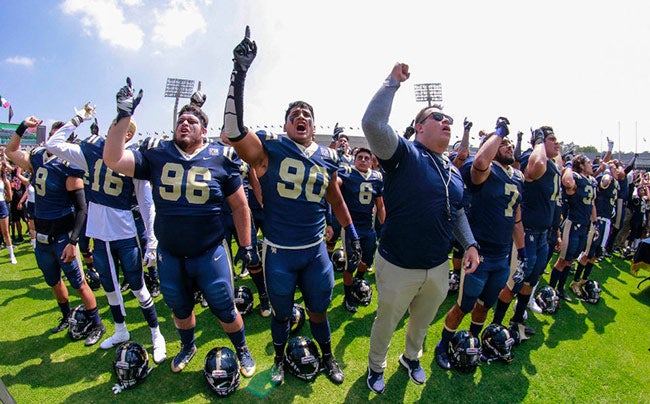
[581,280,601,304]
[480,324,515,364]
[350,278,372,306]
[448,330,481,372]
[290,303,306,334]
[204,346,240,397]
[85,268,102,291]
[535,286,560,314]
[68,305,92,341]
[113,341,151,389]
[331,249,346,272]
[234,286,254,316]
[448,272,460,292]
[285,336,320,382]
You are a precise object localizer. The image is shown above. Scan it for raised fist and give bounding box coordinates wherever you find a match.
[332,122,344,141]
[495,117,510,138]
[71,102,95,127]
[116,77,143,121]
[190,90,207,108]
[233,25,257,74]
[463,117,473,132]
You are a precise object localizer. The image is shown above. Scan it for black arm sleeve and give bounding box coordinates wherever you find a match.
[68,189,87,245]
[624,154,637,174]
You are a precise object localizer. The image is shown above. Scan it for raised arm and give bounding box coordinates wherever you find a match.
[361,63,407,160]
[46,102,96,171]
[471,117,509,185]
[6,116,41,173]
[223,26,268,173]
[103,78,142,177]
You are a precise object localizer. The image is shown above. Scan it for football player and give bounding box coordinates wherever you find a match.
[0,152,17,264]
[6,118,106,345]
[219,131,270,318]
[222,27,361,386]
[436,120,525,370]
[103,79,256,378]
[337,147,385,313]
[45,106,166,363]
[491,126,561,333]
[549,154,597,302]
[361,63,479,394]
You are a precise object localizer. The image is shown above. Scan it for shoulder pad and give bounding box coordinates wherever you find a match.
[30,146,46,157]
[143,137,161,150]
[340,165,353,175]
[86,134,102,145]
[322,146,339,164]
[257,130,279,141]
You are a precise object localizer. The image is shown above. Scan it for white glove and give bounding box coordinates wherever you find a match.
[607,137,614,153]
[71,102,96,126]
[143,247,157,267]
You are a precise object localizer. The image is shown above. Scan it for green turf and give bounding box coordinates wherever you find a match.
[1,240,650,403]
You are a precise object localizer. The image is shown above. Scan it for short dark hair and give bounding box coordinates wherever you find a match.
[354,147,372,158]
[50,121,65,133]
[284,101,314,122]
[178,104,208,128]
[572,154,590,174]
[338,134,349,141]
[414,104,443,126]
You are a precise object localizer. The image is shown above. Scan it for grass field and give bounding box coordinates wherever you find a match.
[1,239,650,403]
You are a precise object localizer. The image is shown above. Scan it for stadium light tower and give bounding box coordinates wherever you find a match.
[164,78,195,129]
[414,83,443,106]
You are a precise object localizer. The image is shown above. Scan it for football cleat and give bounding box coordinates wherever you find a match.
[100,329,130,350]
[51,316,70,334]
[85,322,107,346]
[259,295,272,318]
[171,344,197,373]
[236,346,256,377]
[321,353,344,384]
[270,355,285,386]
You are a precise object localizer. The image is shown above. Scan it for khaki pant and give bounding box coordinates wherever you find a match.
[368,253,448,372]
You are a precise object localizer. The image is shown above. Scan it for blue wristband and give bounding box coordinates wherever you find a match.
[344,224,359,240]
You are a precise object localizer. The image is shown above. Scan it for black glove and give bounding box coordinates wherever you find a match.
[530,128,545,146]
[512,248,527,292]
[332,122,344,141]
[235,245,258,268]
[495,117,510,138]
[403,120,416,139]
[233,25,257,74]
[116,77,143,122]
[190,90,207,108]
[90,118,99,136]
[516,131,523,142]
[349,238,362,268]
[463,117,473,131]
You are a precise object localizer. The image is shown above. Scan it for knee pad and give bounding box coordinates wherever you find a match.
[132,287,153,309]
[209,305,237,323]
[105,290,122,306]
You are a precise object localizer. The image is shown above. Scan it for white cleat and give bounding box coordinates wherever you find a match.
[99,330,130,350]
[152,333,167,364]
[528,299,543,314]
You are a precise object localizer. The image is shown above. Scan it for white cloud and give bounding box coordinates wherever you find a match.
[4,56,35,68]
[61,0,144,51]
[152,0,207,47]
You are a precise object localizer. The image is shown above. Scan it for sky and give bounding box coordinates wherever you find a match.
[1,0,650,152]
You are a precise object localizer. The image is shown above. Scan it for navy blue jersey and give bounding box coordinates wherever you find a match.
[462,161,524,256]
[629,194,647,223]
[378,139,464,269]
[565,173,596,226]
[519,151,561,230]
[595,174,618,219]
[132,138,242,256]
[618,175,630,202]
[338,166,383,231]
[79,135,135,210]
[255,131,338,247]
[30,147,85,220]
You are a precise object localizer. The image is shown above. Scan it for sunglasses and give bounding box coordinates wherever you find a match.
[418,111,453,125]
